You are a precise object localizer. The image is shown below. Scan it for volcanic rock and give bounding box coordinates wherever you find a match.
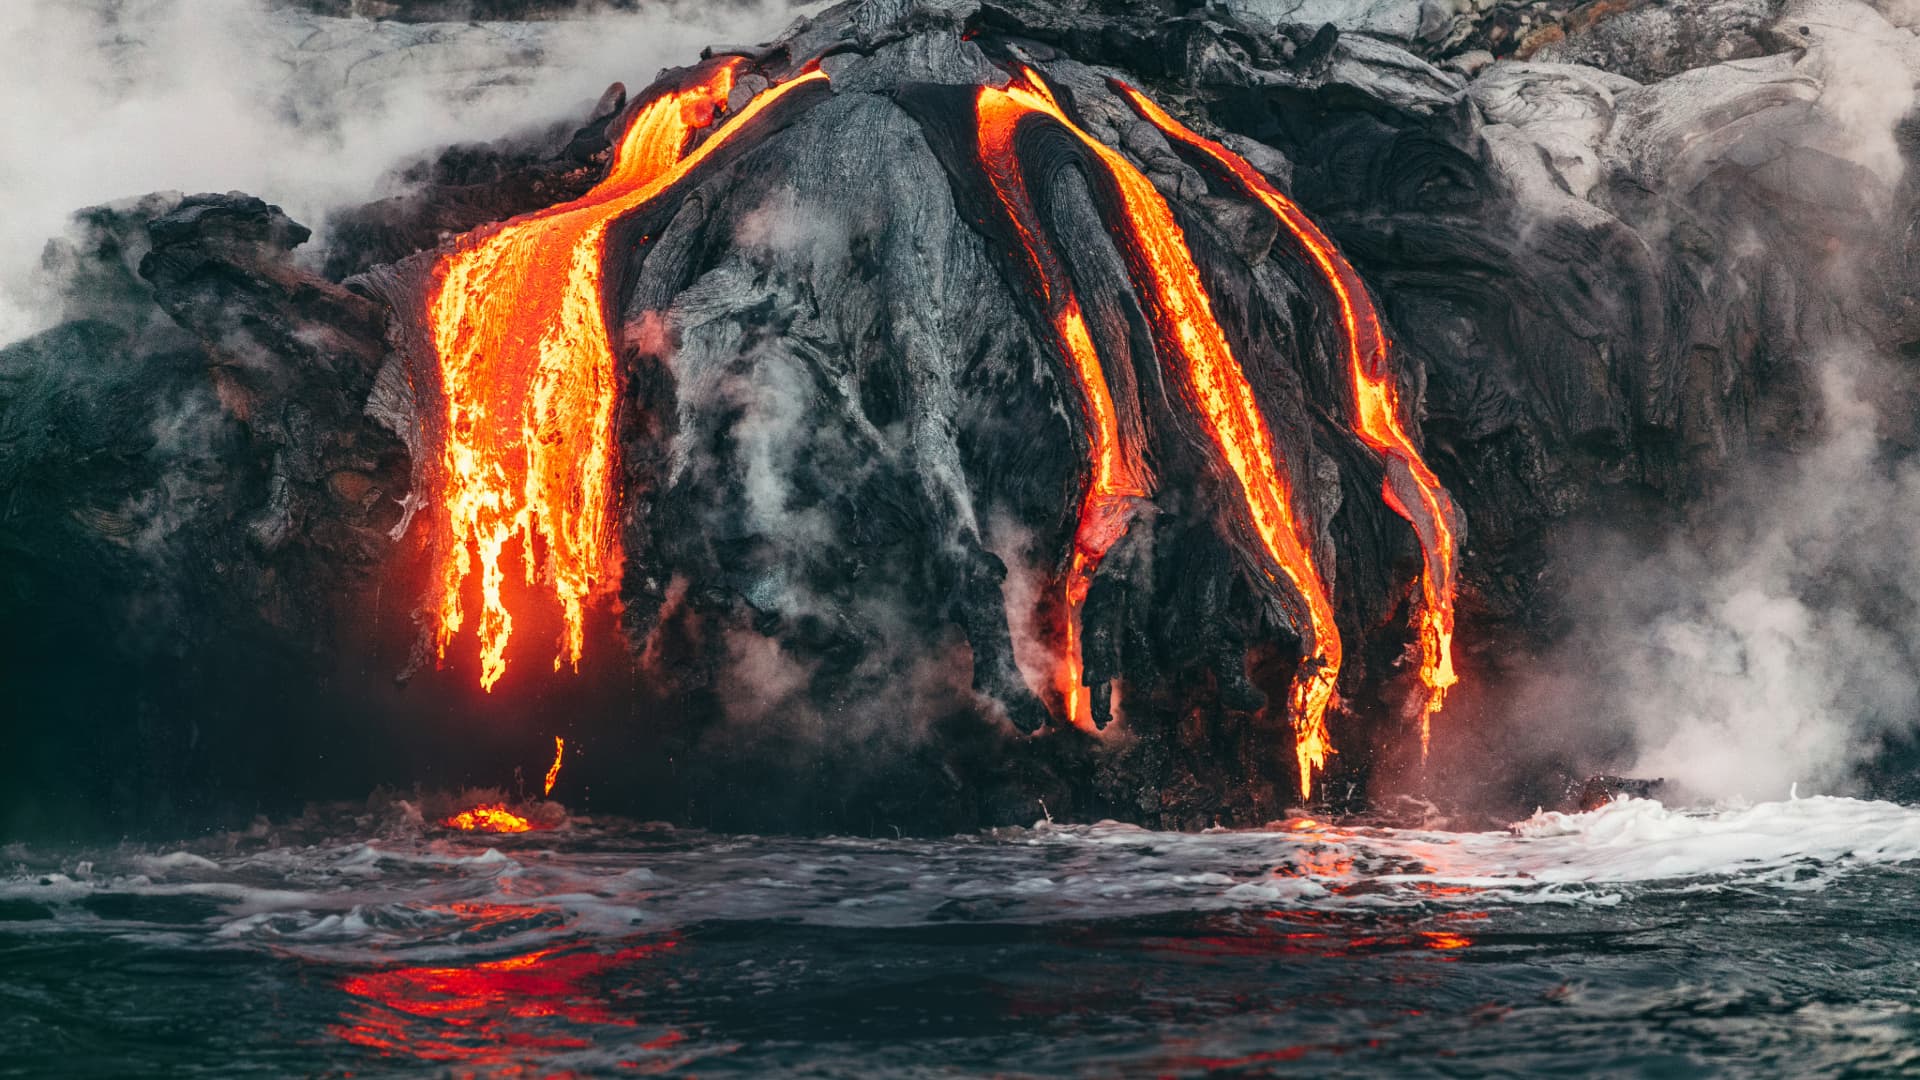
[6,0,1919,836]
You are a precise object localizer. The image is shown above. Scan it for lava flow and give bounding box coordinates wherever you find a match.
[985,69,1342,795]
[427,61,828,690]
[975,82,1150,730]
[543,736,566,797]
[1115,83,1461,756]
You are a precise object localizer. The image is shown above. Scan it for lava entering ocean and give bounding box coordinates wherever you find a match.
[415,47,1452,801]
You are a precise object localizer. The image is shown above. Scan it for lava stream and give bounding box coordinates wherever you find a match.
[428,61,828,690]
[989,69,1342,795]
[543,736,566,797]
[1115,85,1461,755]
[976,83,1150,730]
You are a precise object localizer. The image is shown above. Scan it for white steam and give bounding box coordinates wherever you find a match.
[1550,357,1920,801]
[1499,4,1920,803]
[0,0,806,343]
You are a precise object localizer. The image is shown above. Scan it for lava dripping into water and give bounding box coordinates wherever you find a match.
[984,68,1342,796]
[1115,83,1461,758]
[544,736,566,797]
[975,81,1150,730]
[426,61,829,690]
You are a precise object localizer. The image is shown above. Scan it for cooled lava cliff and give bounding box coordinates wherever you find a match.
[6,0,1918,835]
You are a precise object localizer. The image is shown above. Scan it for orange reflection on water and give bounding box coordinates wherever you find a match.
[331,936,678,1075]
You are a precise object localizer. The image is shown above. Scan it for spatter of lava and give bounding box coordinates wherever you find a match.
[442,804,536,833]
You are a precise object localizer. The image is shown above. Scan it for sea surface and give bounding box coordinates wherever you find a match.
[3,795,1919,1077]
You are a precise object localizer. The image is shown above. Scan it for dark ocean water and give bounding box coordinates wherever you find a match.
[3,796,1918,1077]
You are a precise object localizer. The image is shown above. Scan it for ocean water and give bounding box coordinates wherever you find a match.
[3,796,1919,1077]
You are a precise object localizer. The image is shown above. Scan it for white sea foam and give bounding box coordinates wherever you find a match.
[2,796,1916,964]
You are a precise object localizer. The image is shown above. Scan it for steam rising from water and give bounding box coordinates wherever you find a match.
[1529,360,1920,802]
[0,0,806,343]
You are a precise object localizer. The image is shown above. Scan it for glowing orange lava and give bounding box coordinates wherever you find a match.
[1116,83,1461,758]
[986,69,1341,795]
[442,803,534,833]
[543,735,566,797]
[976,82,1150,730]
[428,61,829,690]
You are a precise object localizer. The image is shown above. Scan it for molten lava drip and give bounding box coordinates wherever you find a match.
[543,736,566,797]
[427,61,829,690]
[975,83,1150,730]
[1115,84,1462,758]
[983,69,1342,795]
[443,804,534,833]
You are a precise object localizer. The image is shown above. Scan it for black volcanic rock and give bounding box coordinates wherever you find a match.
[5,0,1918,836]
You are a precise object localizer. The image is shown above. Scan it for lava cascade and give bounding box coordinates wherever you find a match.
[981,69,1342,795]
[427,61,827,690]
[975,82,1151,730]
[1115,84,1461,755]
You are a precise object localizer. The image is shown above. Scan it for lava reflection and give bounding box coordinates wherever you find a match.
[332,938,678,1073]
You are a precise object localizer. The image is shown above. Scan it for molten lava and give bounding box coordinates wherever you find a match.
[1115,83,1461,757]
[427,61,828,690]
[543,736,566,797]
[981,69,1342,795]
[975,82,1150,730]
[443,803,534,833]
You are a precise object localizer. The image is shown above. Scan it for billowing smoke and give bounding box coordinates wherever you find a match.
[0,0,808,342]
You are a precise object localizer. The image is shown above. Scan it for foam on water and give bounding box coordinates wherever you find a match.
[4,795,1918,964]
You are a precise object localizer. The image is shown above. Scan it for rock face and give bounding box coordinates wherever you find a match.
[4,0,1917,835]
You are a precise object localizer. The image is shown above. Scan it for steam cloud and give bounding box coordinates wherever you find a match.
[0,0,807,343]
[1525,356,1920,802]
[1510,9,1920,803]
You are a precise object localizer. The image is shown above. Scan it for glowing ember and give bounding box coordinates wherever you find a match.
[427,61,829,690]
[975,82,1150,730]
[986,69,1342,795]
[543,736,566,797]
[1115,82,1461,758]
[443,804,534,833]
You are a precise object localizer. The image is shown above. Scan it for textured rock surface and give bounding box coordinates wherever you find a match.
[6,0,1919,834]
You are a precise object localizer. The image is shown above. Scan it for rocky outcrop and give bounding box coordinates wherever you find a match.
[5,0,1917,835]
